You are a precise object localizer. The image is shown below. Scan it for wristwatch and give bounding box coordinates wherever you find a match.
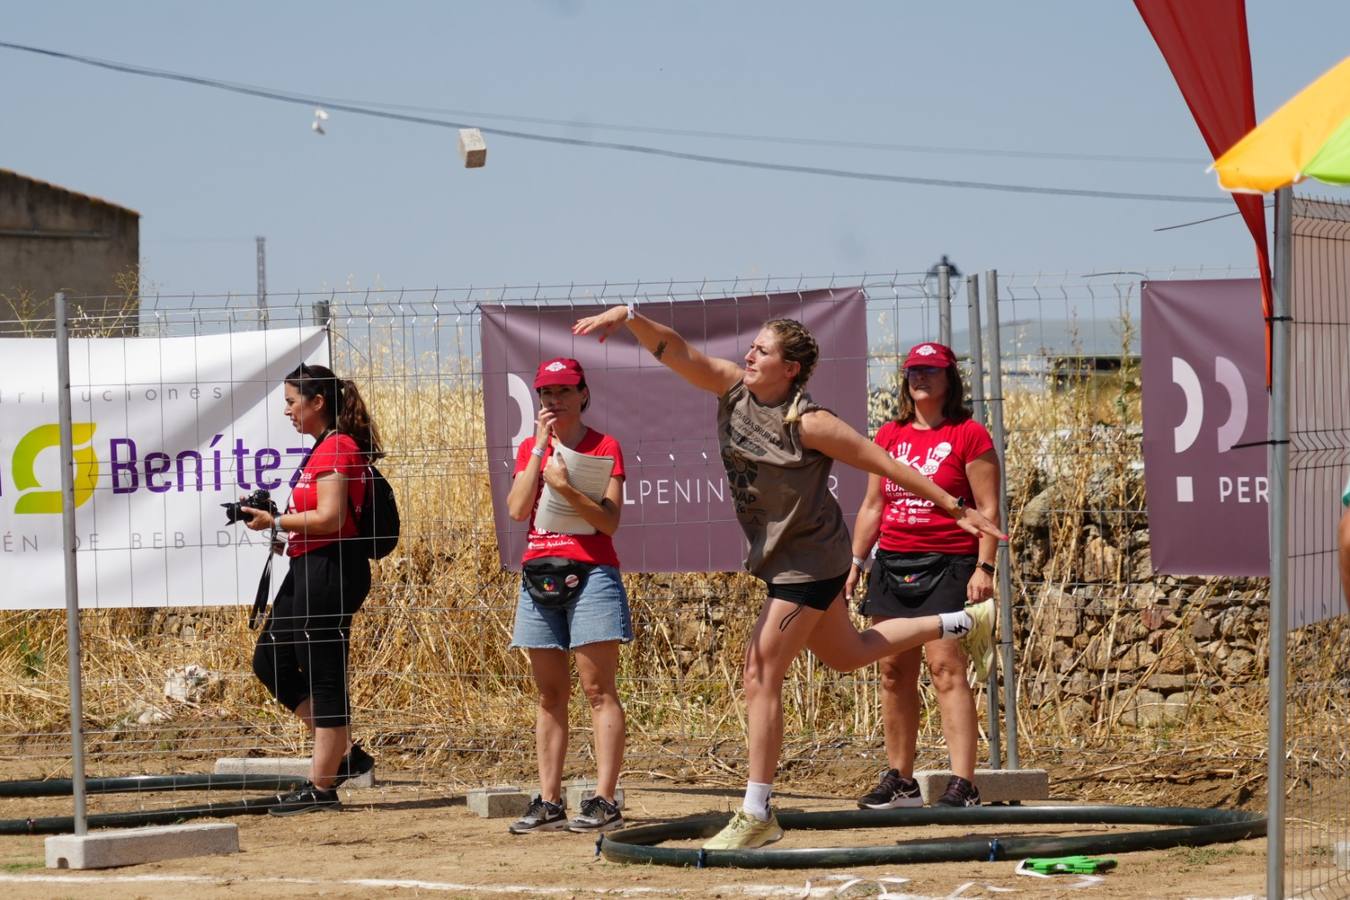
[531,445,546,459]
[626,302,637,320]
[978,561,996,576]
[952,495,966,513]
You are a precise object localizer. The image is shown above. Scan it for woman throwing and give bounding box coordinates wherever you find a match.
[848,342,1000,811]
[504,358,631,835]
[243,363,380,815]
[574,306,1004,850]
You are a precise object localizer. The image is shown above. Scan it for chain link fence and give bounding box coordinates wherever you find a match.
[5,265,1333,888]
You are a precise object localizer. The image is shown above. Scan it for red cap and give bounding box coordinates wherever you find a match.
[533,357,585,388]
[903,342,956,370]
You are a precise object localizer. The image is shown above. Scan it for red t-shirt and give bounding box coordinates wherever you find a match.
[874,417,994,555]
[286,433,368,557]
[514,429,625,568]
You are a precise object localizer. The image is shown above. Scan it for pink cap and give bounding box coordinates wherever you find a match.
[533,357,585,388]
[903,342,956,369]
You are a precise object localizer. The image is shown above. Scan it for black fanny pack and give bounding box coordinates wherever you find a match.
[522,557,594,608]
[877,551,951,597]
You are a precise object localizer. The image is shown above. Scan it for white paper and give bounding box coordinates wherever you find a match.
[533,442,614,535]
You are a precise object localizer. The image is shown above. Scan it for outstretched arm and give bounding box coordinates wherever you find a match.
[573,304,742,395]
[799,409,1007,542]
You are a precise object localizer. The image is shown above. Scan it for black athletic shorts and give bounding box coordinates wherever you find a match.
[766,571,849,611]
[861,552,976,619]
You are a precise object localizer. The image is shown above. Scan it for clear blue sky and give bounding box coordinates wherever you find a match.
[3,2,1348,296]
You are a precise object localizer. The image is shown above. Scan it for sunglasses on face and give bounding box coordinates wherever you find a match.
[906,366,943,379]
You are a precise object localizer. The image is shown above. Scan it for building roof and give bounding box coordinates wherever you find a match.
[0,168,139,218]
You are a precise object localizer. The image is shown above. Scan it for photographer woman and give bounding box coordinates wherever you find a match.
[242,363,382,816]
[574,306,1002,850]
[847,342,1001,810]
[504,357,630,835]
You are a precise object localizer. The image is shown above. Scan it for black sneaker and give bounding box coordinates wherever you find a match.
[567,795,623,832]
[858,768,924,809]
[268,782,340,817]
[935,775,981,807]
[333,741,375,788]
[508,795,567,834]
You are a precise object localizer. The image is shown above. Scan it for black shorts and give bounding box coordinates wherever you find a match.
[765,572,848,611]
[861,552,975,619]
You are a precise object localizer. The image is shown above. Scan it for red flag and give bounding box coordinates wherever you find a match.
[1135,0,1274,384]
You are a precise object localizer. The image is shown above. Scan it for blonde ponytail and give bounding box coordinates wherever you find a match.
[783,388,806,425]
[766,318,819,426]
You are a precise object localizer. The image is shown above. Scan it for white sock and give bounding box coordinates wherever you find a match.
[742,781,772,821]
[938,609,973,638]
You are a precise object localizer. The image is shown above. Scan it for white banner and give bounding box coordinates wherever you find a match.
[0,327,329,609]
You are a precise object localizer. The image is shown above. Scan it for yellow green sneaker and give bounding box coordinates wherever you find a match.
[960,598,996,682]
[702,809,784,850]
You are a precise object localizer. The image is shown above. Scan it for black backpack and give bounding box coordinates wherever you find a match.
[350,465,400,559]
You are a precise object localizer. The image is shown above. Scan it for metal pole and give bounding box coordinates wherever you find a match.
[967,274,987,425]
[966,274,1001,769]
[984,270,1019,769]
[938,264,952,347]
[55,292,88,834]
[313,299,333,364]
[256,236,268,329]
[1265,186,1293,900]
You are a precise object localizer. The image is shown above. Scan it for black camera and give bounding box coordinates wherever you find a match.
[222,489,278,525]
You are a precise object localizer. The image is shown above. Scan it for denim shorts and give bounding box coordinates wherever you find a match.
[510,564,633,650]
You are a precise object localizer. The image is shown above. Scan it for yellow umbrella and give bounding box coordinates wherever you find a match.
[1212,56,1350,193]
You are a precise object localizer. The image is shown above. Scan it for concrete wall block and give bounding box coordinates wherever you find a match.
[214,757,374,789]
[46,823,238,870]
[913,768,1050,805]
[466,785,529,818]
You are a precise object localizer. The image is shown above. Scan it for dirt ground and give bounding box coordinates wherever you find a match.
[0,773,1306,900]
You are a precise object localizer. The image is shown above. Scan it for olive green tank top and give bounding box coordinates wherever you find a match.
[717,381,853,583]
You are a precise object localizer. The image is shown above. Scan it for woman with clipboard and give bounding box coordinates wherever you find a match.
[504,357,631,835]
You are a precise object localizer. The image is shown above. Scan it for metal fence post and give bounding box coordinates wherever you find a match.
[55,292,88,834]
[313,299,334,364]
[965,274,1002,769]
[983,270,1019,769]
[1266,186,1293,900]
[938,265,952,347]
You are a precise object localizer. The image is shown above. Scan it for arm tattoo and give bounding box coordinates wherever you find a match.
[653,340,668,361]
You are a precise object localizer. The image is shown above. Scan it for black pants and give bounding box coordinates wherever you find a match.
[252,543,371,728]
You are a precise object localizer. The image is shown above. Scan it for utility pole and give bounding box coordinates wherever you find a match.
[256,236,268,329]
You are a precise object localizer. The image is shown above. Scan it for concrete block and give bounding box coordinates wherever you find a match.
[458,128,487,168]
[564,779,624,810]
[214,757,374,789]
[467,785,529,818]
[913,768,1049,805]
[1335,841,1350,871]
[46,823,238,870]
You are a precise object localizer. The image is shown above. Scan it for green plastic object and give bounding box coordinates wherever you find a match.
[1024,855,1117,874]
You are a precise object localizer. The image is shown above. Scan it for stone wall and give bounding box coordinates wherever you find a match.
[0,169,139,334]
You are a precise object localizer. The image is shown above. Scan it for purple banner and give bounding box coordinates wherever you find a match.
[1141,279,1268,575]
[481,289,868,572]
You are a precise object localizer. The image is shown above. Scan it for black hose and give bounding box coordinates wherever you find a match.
[599,804,1267,869]
[0,774,307,799]
[0,774,308,835]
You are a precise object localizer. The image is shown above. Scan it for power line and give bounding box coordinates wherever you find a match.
[300,95,1203,167]
[1153,204,1273,232]
[0,40,1231,206]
